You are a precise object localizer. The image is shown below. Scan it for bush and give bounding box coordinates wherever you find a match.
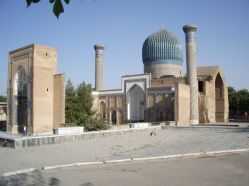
[86,117,110,131]
[121,119,131,124]
[76,115,110,131]
[64,113,109,131]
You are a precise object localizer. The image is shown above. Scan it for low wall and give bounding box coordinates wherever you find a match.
[130,123,150,128]
[54,127,84,135]
[0,126,161,148]
[161,125,249,132]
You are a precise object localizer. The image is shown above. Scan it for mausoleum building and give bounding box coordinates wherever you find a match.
[92,25,229,125]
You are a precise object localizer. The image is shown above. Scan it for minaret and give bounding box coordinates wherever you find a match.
[94,44,105,91]
[183,24,199,125]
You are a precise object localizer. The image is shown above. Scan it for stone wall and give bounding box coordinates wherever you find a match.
[146,92,174,122]
[53,73,65,129]
[93,94,126,124]
[175,83,190,125]
[32,45,57,134]
[151,76,186,87]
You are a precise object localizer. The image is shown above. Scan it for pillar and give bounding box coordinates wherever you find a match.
[94,44,105,91]
[116,110,121,124]
[183,24,199,125]
[109,111,112,124]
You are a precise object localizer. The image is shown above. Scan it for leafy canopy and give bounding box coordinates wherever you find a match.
[26,0,70,18]
[228,86,249,116]
[0,95,7,102]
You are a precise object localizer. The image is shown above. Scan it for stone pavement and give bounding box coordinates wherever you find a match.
[1,151,249,186]
[0,126,249,176]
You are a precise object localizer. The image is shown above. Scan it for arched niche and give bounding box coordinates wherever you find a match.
[13,66,28,131]
[111,110,117,124]
[147,95,154,108]
[99,101,106,119]
[127,84,145,122]
[215,72,225,122]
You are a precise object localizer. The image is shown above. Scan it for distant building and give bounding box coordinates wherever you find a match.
[7,44,65,135]
[92,25,229,125]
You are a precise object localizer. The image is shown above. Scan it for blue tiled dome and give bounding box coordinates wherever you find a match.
[142,28,183,65]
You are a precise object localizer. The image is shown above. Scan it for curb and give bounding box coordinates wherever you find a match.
[42,148,249,170]
[3,148,249,177]
[2,168,37,177]
[43,161,103,170]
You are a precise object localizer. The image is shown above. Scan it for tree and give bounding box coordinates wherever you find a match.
[228,86,238,116]
[237,89,249,115]
[0,95,7,102]
[73,81,95,126]
[26,0,70,18]
[65,79,109,131]
[228,86,249,117]
[65,79,77,123]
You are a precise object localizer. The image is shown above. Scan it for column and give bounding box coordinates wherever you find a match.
[183,24,199,125]
[94,44,105,91]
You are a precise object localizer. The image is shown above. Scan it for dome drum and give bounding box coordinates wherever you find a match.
[143,59,183,65]
[142,28,183,78]
[144,63,182,79]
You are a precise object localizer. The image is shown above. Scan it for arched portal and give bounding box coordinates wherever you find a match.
[13,66,28,133]
[215,73,225,122]
[111,110,117,124]
[159,111,164,121]
[127,85,145,122]
[99,101,106,119]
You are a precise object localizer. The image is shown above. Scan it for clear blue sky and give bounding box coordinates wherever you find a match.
[1,0,249,96]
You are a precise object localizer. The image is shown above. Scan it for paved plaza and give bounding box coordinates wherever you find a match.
[0,126,249,185]
[1,151,249,186]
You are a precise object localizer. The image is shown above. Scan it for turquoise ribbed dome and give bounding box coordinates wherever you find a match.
[142,28,183,65]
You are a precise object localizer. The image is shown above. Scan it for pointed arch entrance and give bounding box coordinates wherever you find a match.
[99,101,106,119]
[13,66,28,133]
[111,110,117,124]
[127,85,145,122]
[215,73,225,122]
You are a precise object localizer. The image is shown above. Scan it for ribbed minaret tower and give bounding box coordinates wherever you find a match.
[94,44,105,91]
[183,24,199,125]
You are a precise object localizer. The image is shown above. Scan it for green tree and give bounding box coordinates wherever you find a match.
[26,0,70,18]
[237,89,249,115]
[228,86,238,116]
[0,95,7,102]
[228,86,249,117]
[65,79,110,131]
[65,79,77,124]
[74,81,95,126]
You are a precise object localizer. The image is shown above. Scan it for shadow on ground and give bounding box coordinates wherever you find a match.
[0,170,94,186]
[0,170,60,186]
